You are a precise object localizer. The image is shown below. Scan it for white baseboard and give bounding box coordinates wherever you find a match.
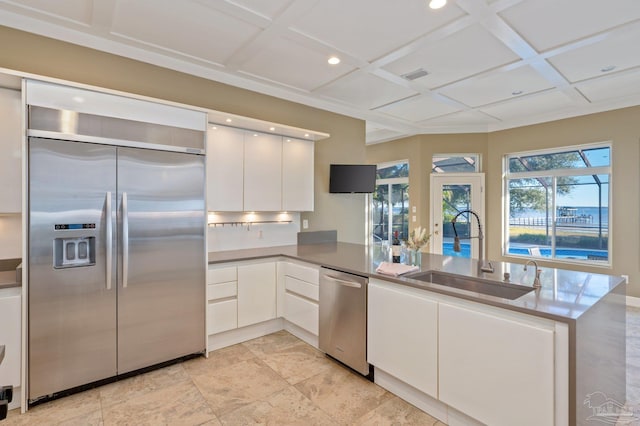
[207,318,284,352]
[627,296,640,308]
[283,321,319,349]
[373,368,484,426]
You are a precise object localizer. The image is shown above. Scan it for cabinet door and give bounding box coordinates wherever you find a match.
[0,289,21,386]
[282,138,314,211]
[439,303,554,426]
[207,125,244,211]
[0,88,22,213]
[284,292,318,335]
[243,132,282,211]
[367,280,438,398]
[237,262,276,327]
[207,300,238,335]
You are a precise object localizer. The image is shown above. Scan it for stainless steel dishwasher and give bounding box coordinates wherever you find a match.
[319,267,372,378]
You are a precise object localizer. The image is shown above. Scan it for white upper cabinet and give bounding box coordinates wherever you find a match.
[206,124,315,212]
[243,131,283,212]
[0,87,22,213]
[207,126,244,211]
[282,138,314,211]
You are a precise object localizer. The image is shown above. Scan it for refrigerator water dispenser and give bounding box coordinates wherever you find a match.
[54,236,96,268]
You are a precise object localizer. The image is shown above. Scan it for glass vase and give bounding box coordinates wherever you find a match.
[407,249,422,268]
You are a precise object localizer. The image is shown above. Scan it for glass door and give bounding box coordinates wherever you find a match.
[430,173,484,258]
[371,162,409,246]
[372,181,409,245]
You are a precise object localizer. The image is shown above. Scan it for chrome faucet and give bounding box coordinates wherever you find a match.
[451,209,494,274]
[524,260,542,289]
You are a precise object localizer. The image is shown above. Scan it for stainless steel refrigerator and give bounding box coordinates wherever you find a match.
[28,106,206,402]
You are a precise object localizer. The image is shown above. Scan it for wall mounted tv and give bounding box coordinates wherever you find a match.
[329,164,376,193]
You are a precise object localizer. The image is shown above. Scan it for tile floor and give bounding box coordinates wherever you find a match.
[5,307,639,426]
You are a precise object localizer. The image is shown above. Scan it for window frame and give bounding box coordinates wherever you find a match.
[502,142,612,267]
[370,160,410,246]
[432,153,481,173]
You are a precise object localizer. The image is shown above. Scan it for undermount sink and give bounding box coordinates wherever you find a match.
[404,270,535,300]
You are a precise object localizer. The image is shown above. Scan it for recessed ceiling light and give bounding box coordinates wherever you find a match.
[328,56,341,65]
[304,133,310,138]
[225,118,232,123]
[269,127,275,131]
[512,90,523,96]
[601,65,616,73]
[210,125,217,130]
[253,133,258,137]
[429,0,446,9]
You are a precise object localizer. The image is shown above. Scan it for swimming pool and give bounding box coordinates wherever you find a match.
[442,242,608,260]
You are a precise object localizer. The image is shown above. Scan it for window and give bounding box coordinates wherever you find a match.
[504,144,611,264]
[371,161,409,244]
[432,154,480,173]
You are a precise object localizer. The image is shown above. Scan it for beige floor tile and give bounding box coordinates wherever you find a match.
[353,396,440,426]
[295,362,393,425]
[56,409,104,426]
[5,389,102,425]
[183,344,256,377]
[253,341,336,385]
[98,363,191,408]
[191,357,291,417]
[101,380,216,426]
[242,330,304,357]
[219,385,337,426]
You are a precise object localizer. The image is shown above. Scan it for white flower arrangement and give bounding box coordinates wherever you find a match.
[405,226,431,251]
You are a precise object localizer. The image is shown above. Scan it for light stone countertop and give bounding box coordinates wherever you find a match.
[208,242,626,323]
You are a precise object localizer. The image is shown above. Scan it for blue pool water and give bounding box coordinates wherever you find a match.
[442,242,608,260]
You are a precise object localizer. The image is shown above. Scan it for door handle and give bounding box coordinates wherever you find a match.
[324,275,362,288]
[105,192,112,290]
[122,192,129,289]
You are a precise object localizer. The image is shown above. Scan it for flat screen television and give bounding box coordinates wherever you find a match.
[329,164,376,193]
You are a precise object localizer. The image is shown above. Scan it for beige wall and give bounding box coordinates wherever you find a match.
[368,108,640,297]
[487,107,640,297]
[0,25,367,244]
[366,133,488,234]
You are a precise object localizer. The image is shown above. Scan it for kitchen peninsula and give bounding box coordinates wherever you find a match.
[208,242,626,426]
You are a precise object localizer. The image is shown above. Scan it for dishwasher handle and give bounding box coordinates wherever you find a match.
[324,274,362,288]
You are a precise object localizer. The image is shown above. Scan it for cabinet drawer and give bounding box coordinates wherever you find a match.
[285,276,319,301]
[207,299,237,335]
[208,266,237,284]
[207,281,237,301]
[283,262,319,285]
[284,292,318,335]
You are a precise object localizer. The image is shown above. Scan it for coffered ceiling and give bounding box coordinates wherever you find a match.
[0,0,639,144]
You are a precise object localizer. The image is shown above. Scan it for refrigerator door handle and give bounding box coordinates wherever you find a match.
[122,192,129,288]
[105,192,112,290]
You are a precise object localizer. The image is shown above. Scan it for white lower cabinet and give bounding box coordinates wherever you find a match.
[367,279,438,398]
[206,266,238,336]
[368,278,560,426]
[438,302,555,426]
[206,299,237,335]
[278,261,320,336]
[237,262,277,328]
[0,288,21,388]
[284,292,318,335]
[206,261,277,334]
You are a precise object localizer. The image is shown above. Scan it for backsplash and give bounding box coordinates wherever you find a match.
[0,214,21,259]
[207,212,300,252]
